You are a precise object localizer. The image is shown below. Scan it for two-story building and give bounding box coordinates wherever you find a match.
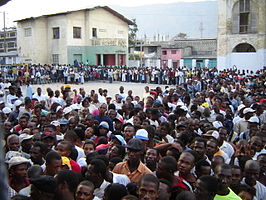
[15,6,133,65]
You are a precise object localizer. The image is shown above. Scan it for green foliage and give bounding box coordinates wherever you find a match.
[128,19,138,46]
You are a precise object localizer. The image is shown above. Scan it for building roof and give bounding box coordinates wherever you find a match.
[14,6,134,25]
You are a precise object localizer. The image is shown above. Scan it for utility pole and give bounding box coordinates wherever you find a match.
[3,12,6,53]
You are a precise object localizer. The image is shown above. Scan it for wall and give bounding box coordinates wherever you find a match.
[161,49,181,61]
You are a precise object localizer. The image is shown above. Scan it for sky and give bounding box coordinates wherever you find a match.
[0,0,214,28]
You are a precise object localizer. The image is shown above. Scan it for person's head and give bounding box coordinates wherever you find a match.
[231,165,242,186]
[55,170,81,199]
[158,179,171,200]
[194,175,219,200]
[37,87,42,96]
[124,125,136,142]
[191,137,207,160]
[103,183,128,200]
[108,145,126,160]
[126,138,144,165]
[244,160,260,187]
[109,157,123,171]
[218,127,227,144]
[177,152,195,176]
[75,181,95,200]
[30,142,48,165]
[85,159,107,186]
[64,130,79,145]
[195,160,211,178]
[30,176,56,200]
[137,174,160,200]
[234,184,256,200]
[258,153,266,174]
[206,140,218,158]
[55,140,73,157]
[211,155,225,171]
[99,103,107,115]
[9,159,30,179]
[145,148,159,170]
[214,164,232,190]
[249,136,263,153]
[83,140,96,156]
[19,116,28,129]
[7,134,20,151]
[156,156,177,181]
[45,151,62,176]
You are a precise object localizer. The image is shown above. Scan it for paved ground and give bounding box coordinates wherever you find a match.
[21,81,169,99]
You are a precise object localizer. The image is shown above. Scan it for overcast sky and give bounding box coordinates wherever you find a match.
[0,0,215,28]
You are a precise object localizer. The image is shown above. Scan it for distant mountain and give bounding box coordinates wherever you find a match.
[112,1,218,40]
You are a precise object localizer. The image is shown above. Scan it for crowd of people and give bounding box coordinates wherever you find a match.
[0,66,266,200]
[1,64,265,86]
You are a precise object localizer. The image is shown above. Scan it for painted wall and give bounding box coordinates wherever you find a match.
[67,45,127,65]
[161,49,181,61]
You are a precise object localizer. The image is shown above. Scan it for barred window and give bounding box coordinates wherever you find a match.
[24,28,32,37]
[73,27,81,39]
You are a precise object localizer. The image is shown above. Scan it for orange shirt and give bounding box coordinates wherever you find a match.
[112,161,152,183]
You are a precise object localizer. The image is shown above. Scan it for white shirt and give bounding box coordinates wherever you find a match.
[93,180,110,199]
[75,145,86,161]
[220,141,235,158]
[241,178,266,200]
[112,172,131,186]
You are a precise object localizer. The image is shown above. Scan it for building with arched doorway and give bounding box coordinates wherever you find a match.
[217,0,266,71]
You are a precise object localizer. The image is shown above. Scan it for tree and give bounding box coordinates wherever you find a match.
[128,19,138,46]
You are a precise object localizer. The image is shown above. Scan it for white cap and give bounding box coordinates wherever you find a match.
[56,106,62,113]
[63,107,72,115]
[19,134,33,143]
[70,104,80,110]
[14,100,22,107]
[51,120,60,127]
[237,104,246,112]
[180,106,188,112]
[3,107,12,114]
[135,129,149,141]
[243,108,256,115]
[7,156,30,169]
[204,130,219,140]
[248,116,260,123]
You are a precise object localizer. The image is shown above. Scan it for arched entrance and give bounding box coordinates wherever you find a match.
[232,43,256,52]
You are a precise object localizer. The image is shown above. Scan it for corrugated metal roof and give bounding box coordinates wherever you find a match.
[14,6,134,25]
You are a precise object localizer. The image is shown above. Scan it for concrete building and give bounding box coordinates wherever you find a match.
[217,0,266,71]
[129,38,217,69]
[0,27,19,64]
[15,6,133,65]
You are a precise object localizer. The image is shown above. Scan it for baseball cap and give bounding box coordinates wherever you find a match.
[237,104,246,112]
[126,138,144,151]
[111,135,127,146]
[14,100,22,107]
[61,156,71,169]
[106,96,112,99]
[3,107,12,114]
[63,107,72,115]
[7,156,30,169]
[5,151,22,162]
[19,133,33,143]
[99,121,109,130]
[117,95,123,99]
[203,130,219,140]
[135,129,149,141]
[51,120,60,127]
[243,108,255,115]
[56,106,63,113]
[70,104,80,110]
[59,119,69,125]
[248,116,260,124]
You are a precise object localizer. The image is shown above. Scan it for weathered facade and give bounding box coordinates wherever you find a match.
[129,38,217,69]
[15,6,133,65]
[217,0,266,71]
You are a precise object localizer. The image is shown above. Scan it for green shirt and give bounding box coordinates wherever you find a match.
[214,188,242,200]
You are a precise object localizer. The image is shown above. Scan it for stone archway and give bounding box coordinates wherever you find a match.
[232,43,256,52]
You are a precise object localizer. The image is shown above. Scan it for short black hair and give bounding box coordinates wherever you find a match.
[160,156,178,172]
[84,140,96,149]
[193,137,207,147]
[104,183,128,200]
[90,159,107,178]
[78,180,94,190]
[45,151,61,164]
[139,174,160,190]
[198,175,219,194]
[195,160,211,172]
[32,141,48,155]
[110,157,123,165]
[56,170,82,193]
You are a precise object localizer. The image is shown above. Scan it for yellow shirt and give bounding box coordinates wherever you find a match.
[214,188,242,200]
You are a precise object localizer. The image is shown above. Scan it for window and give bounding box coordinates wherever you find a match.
[9,32,16,37]
[0,43,3,48]
[171,50,177,54]
[7,42,14,48]
[24,28,32,37]
[0,34,5,38]
[53,27,60,39]
[239,0,250,33]
[92,28,97,38]
[233,43,256,52]
[73,27,81,39]
[52,54,59,64]
[162,51,167,55]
